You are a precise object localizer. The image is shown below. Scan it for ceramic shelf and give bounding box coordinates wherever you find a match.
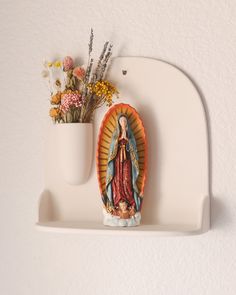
[37,192,209,235]
[36,57,210,235]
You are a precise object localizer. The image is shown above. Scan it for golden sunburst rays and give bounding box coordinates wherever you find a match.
[96,103,147,196]
[97,108,116,193]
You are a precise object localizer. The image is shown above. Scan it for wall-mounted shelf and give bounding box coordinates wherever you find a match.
[37,192,209,235]
[36,57,210,236]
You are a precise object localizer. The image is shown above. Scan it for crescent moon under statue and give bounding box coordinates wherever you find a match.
[96,103,147,227]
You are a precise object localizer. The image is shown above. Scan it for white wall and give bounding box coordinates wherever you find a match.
[0,1,236,294]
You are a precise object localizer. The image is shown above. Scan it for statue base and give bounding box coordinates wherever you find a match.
[103,209,141,227]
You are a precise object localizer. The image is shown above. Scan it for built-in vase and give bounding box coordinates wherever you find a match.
[55,123,93,185]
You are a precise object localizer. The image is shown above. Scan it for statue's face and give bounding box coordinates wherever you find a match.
[119,116,127,130]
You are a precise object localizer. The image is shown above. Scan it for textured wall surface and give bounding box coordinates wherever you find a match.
[0,1,236,294]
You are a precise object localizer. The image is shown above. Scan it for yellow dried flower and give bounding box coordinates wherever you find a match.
[51,92,61,105]
[54,60,62,68]
[88,80,118,105]
[47,62,53,67]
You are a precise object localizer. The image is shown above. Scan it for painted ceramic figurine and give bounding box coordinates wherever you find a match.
[97,103,147,227]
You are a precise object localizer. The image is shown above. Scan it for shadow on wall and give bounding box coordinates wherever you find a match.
[211,196,231,230]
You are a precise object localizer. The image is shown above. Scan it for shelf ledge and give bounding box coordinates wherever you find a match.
[36,221,204,236]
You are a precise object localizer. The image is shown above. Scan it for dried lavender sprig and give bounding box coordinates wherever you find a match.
[98,42,109,67]
[80,58,94,121]
[99,44,113,80]
[83,30,94,86]
[104,43,113,64]
[92,41,109,82]
[84,58,94,84]
[84,29,94,84]
[79,30,94,122]
[88,28,94,56]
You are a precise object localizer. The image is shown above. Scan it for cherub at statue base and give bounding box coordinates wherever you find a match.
[103,209,141,227]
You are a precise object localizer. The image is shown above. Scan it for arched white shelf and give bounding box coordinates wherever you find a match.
[36,57,210,235]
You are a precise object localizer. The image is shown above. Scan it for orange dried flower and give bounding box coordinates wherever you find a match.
[73,67,85,80]
[49,107,60,118]
[51,92,61,105]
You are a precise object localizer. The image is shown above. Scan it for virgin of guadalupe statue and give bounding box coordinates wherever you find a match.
[97,103,147,227]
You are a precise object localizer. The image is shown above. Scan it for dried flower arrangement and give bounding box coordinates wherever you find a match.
[42,29,119,123]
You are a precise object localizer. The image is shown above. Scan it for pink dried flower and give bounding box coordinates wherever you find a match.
[60,91,82,113]
[73,66,85,80]
[63,56,74,71]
